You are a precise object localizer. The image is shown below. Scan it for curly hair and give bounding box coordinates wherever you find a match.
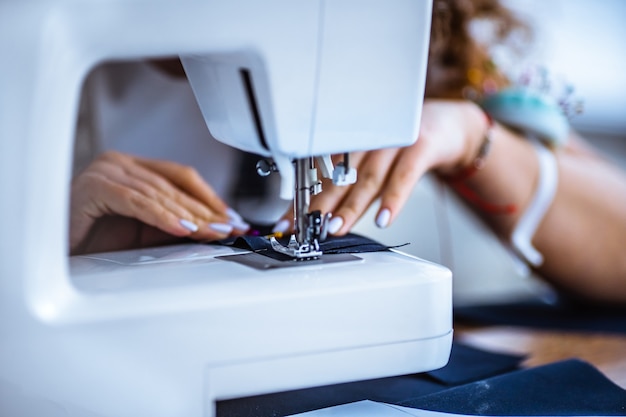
[426,0,532,98]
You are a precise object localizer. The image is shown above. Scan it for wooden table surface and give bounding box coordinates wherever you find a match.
[455,324,626,389]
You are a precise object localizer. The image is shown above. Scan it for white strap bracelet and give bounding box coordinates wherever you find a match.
[510,140,559,267]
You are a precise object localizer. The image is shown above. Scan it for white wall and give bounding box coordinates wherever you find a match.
[506,0,626,136]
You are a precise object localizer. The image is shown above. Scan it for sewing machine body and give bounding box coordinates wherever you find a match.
[63,244,452,416]
[0,0,452,416]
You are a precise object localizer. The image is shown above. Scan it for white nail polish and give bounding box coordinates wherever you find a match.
[226,207,243,221]
[179,219,199,232]
[272,219,290,234]
[327,216,344,235]
[376,208,391,229]
[209,223,234,234]
[229,217,250,231]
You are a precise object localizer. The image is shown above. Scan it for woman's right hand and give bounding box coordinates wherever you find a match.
[272,99,490,236]
[70,151,248,254]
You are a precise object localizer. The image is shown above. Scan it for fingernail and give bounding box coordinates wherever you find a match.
[327,216,344,235]
[209,223,234,234]
[376,208,391,229]
[272,219,290,234]
[229,217,250,231]
[180,219,199,232]
[226,207,243,221]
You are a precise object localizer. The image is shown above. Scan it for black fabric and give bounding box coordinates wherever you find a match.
[220,233,407,262]
[402,359,626,416]
[215,343,524,417]
[455,299,626,334]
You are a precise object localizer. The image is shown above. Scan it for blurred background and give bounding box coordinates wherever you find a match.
[354,0,626,306]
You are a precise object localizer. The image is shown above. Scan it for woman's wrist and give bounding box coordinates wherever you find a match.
[436,100,493,178]
[455,124,539,236]
[430,99,540,238]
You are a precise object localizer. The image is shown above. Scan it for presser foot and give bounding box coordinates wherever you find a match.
[270,235,323,260]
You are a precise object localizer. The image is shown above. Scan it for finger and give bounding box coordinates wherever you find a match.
[83,172,198,239]
[272,208,294,234]
[135,156,230,215]
[326,148,400,235]
[92,167,234,242]
[70,153,236,252]
[308,151,368,214]
[103,155,243,238]
[272,152,369,234]
[132,158,250,235]
[91,162,200,236]
[111,155,228,221]
[376,144,430,228]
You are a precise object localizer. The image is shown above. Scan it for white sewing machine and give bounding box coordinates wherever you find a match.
[0,1,451,416]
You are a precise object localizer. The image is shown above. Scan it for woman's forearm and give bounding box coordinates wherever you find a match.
[537,139,626,301]
[456,126,626,302]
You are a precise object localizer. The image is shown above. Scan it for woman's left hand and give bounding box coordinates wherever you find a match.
[70,151,247,254]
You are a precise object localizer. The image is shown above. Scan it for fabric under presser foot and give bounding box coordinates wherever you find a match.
[215,233,409,270]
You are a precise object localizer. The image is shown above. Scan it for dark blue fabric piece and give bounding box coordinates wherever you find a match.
[215,343,524,417]
[401,359,626,416]
[426,344,524,386]
[217,345,626,416]
[216,374,444,417]
[454,299,626,334]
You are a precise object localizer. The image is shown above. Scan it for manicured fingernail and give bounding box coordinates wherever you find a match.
[180,219,199,232]
[327,216,344,235]
[209,223,234,234]
[376,208,391,229]
[272,219,290,234]
[229,217,250,231]
[226,207,243,221]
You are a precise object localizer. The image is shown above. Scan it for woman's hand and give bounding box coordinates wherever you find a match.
[273,99,490,235]
[70,151,248,254]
